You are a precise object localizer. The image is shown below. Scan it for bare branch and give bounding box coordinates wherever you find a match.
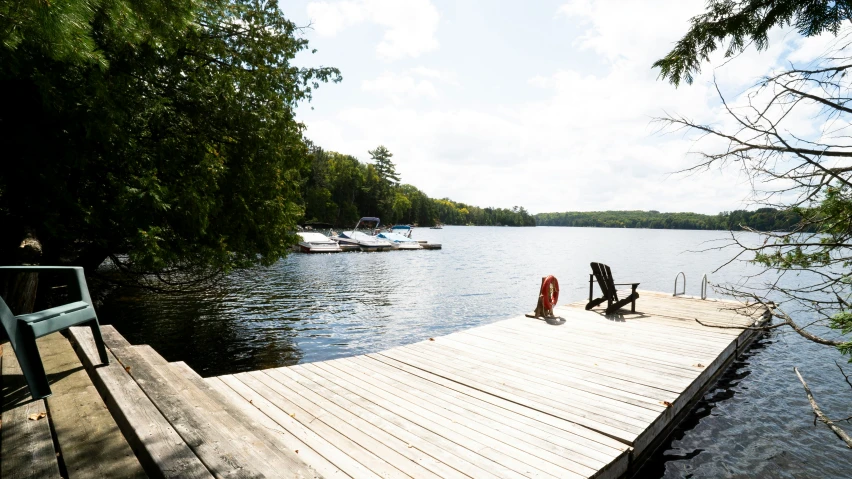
[794,367,852,448]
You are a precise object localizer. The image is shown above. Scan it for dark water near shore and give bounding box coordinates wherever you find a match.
[100,226,851,477]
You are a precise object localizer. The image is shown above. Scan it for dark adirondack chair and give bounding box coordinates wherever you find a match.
[585,262,640,315]
[0,266,109,399]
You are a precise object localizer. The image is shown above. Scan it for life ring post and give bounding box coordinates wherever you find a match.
[526,275,560,319]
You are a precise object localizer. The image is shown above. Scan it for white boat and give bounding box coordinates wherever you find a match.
[390,224,414,237]
[430,224,443,229]
[337,217,394,252]
[379,225,421,250]
[294,231,342,253]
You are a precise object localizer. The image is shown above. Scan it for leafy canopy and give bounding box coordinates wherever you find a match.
[300,146,536,227]
[655,0,852,85]
[0,0,341,284]
[0,0,196,67]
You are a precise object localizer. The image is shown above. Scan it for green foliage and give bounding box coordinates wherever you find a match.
[300,147,535,227]
[751,187,852,359]
[654,0,852,85]
[535,209,802,231]
[0,0,341,278]
[829,311,852,358]
[0,0,196,67]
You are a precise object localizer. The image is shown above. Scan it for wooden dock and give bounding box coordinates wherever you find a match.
[1,291,767,478]
[208,291,767,479]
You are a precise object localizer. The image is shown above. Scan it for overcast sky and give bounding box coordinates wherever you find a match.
[283,0,834,214]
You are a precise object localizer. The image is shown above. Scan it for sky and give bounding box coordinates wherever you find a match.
[282,0,836,214]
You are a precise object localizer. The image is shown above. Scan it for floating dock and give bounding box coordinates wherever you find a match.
[2,291,767,478]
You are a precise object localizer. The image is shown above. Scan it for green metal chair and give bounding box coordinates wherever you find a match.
[0,266,109,399]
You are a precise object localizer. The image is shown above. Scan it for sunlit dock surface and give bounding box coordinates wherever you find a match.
[2,291,766,478]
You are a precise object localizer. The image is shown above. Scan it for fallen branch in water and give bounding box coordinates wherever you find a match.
[694,318,787,331]
[794,367,852,448]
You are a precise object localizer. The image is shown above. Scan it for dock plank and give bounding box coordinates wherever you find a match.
[264,367,462,479]
[452,329,693,393]
[415,339,667,414]
[253,368,440,479]
[67,326,213,479]
[346,354,622,466]
[379,346,645,442]
[132,343,321,479]
[1,341,60,479]
[304,360,538,479]
[197,373,346,479]
[319,358,584,479]
[279,362,504,479]
[217,373,379,479]
[37,332,145,479]
[399,342,660,425]
[338,355,606,476]
[230,371,392,479]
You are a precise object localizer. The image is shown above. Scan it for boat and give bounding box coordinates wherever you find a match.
[293,223,343,253]
[378,225,421,250]
[294,231,343,253]
[430,224,443,229]
[390,224,414,238]
[336,217,394,252]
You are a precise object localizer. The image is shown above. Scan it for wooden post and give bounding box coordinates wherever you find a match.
[526,276,556,319]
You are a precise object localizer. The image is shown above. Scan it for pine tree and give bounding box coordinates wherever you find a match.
[369,146,401,185]
[655,0,852,86]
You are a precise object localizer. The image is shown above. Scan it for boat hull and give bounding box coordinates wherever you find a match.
[298,242,342,253]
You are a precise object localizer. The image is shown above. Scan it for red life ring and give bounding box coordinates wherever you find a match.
[541,275,559,310]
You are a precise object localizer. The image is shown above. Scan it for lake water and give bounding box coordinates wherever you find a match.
[99,226,851,477]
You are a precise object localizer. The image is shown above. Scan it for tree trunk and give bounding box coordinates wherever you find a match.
[0,228,42,314]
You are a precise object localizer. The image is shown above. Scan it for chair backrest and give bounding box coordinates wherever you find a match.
[590,262,619,302]
[0,295,19,346]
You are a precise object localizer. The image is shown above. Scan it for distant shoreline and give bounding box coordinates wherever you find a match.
[533,209,801,231]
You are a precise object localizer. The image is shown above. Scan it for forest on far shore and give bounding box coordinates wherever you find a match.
[301,146,537,228]
[534,209,802,231]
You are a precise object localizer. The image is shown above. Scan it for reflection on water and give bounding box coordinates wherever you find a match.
[98,226,851,477]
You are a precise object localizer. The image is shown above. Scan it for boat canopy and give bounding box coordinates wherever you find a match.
[359,217,381,223]
[391,225,411,230]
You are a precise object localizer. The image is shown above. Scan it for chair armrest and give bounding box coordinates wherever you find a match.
[0,266,81,271]
[17,301,91,323]
[0,266,92,305]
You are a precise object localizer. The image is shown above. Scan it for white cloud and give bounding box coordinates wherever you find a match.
[299,0,840,214]
[307,0,439,60]
[409,66,457,84]
[361,71,439,104]
[359,67,458,104]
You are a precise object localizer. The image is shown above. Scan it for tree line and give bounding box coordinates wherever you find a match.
[301,146,536,227]
[0,0,534,306]
[534,209,803,231]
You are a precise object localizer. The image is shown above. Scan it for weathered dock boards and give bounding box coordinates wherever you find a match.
[3,291,764,478]
[209,291,766,478]
[67,325,321,479]
[1,332,144,479]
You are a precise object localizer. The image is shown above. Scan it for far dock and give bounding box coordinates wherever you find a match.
[2,291,767,478]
